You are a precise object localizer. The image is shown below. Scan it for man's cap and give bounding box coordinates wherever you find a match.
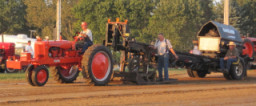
[228,41,236,46]
[81,22,88,27]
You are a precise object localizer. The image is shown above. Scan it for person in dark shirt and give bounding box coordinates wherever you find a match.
[220,41,239,73]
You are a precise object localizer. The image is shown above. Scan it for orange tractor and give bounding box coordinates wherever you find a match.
[6,30,114,87]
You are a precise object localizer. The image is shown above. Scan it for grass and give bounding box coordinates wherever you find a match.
[0,73,26,80]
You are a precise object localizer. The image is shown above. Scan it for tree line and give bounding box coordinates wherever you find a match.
[0,0,256,51]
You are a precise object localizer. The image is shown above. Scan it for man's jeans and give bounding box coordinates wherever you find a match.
[220,58,237,71]
[81,40,93,54]
[157,53,169,80]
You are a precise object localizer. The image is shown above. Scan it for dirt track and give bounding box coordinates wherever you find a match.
[0,70,256,106]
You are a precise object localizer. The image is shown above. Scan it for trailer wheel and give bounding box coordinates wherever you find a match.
[25,65,35,86]
[82,45,113,86]
[229,59,246,80]
[223,73,233,80]
[31,66,49,86]
[192,70,207,78]
[51,65,80,83]
[186,69,195,77]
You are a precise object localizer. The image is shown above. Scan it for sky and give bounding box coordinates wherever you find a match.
[215,0,221,3]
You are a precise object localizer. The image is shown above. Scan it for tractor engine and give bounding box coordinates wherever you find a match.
[34,40,75,59]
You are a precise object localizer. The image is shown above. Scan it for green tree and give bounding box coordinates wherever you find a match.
[0,0,27,34]
[73,0,154,44]
[144,0,212,51]
[24,0,56,38]
[212,0,256,37]
[24,0,78,39]
[238,0,256,36]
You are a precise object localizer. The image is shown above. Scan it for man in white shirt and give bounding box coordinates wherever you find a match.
[78,22,93,53]
[154,33,178,81]
[25,40,34,58]
[192,45,201,55]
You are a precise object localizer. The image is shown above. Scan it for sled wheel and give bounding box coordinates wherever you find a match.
[223,73,233,80]
[192,70,207,78]
[31,66,49,86]
[51,65,79,83]
[25,65,35,86]
[187,69,195,77]
[242,39,254,58]
[82,45,113,86]
[230,59,246,80]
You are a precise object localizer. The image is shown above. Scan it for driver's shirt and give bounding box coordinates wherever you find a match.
[225,48,239,57]
[154,39,172,56]
[80,29,93,41]
[25,45,34,56]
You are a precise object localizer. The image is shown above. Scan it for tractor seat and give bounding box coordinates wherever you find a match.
[232,58,240,65]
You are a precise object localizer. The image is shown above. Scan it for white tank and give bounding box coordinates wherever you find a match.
[0,34,36,53]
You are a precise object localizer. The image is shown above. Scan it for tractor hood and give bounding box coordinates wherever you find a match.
[197,21,242,43]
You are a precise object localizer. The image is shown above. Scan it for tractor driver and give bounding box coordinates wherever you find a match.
[219,41,239,73]
[76,22,93,53]
[25,40,34,58]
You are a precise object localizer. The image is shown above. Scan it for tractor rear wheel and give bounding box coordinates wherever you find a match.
[51,65,80,83]
[31,66,49,86]
[243,39,254,58]
[243,39,255,69]
[82,45,113,86]
[25,65,35,86]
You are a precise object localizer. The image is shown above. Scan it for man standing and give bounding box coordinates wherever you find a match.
[154,33,178,81]
[220,41,239,73]
[25,40,34,58]
[77,22,93,53]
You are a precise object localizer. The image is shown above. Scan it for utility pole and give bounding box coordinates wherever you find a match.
[56,0,61,40]
[224,0,230,25]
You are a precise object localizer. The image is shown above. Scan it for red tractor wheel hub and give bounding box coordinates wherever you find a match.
[37,69,47,83]
[91,52,109,80]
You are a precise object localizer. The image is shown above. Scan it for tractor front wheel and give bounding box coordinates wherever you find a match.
[25,65,35,86]
[31,66,49,86]
[82,45,113,86]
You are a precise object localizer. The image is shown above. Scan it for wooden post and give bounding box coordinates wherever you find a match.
[56,0,61,40]
[224,0,230,25]
[1,33,4,42]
